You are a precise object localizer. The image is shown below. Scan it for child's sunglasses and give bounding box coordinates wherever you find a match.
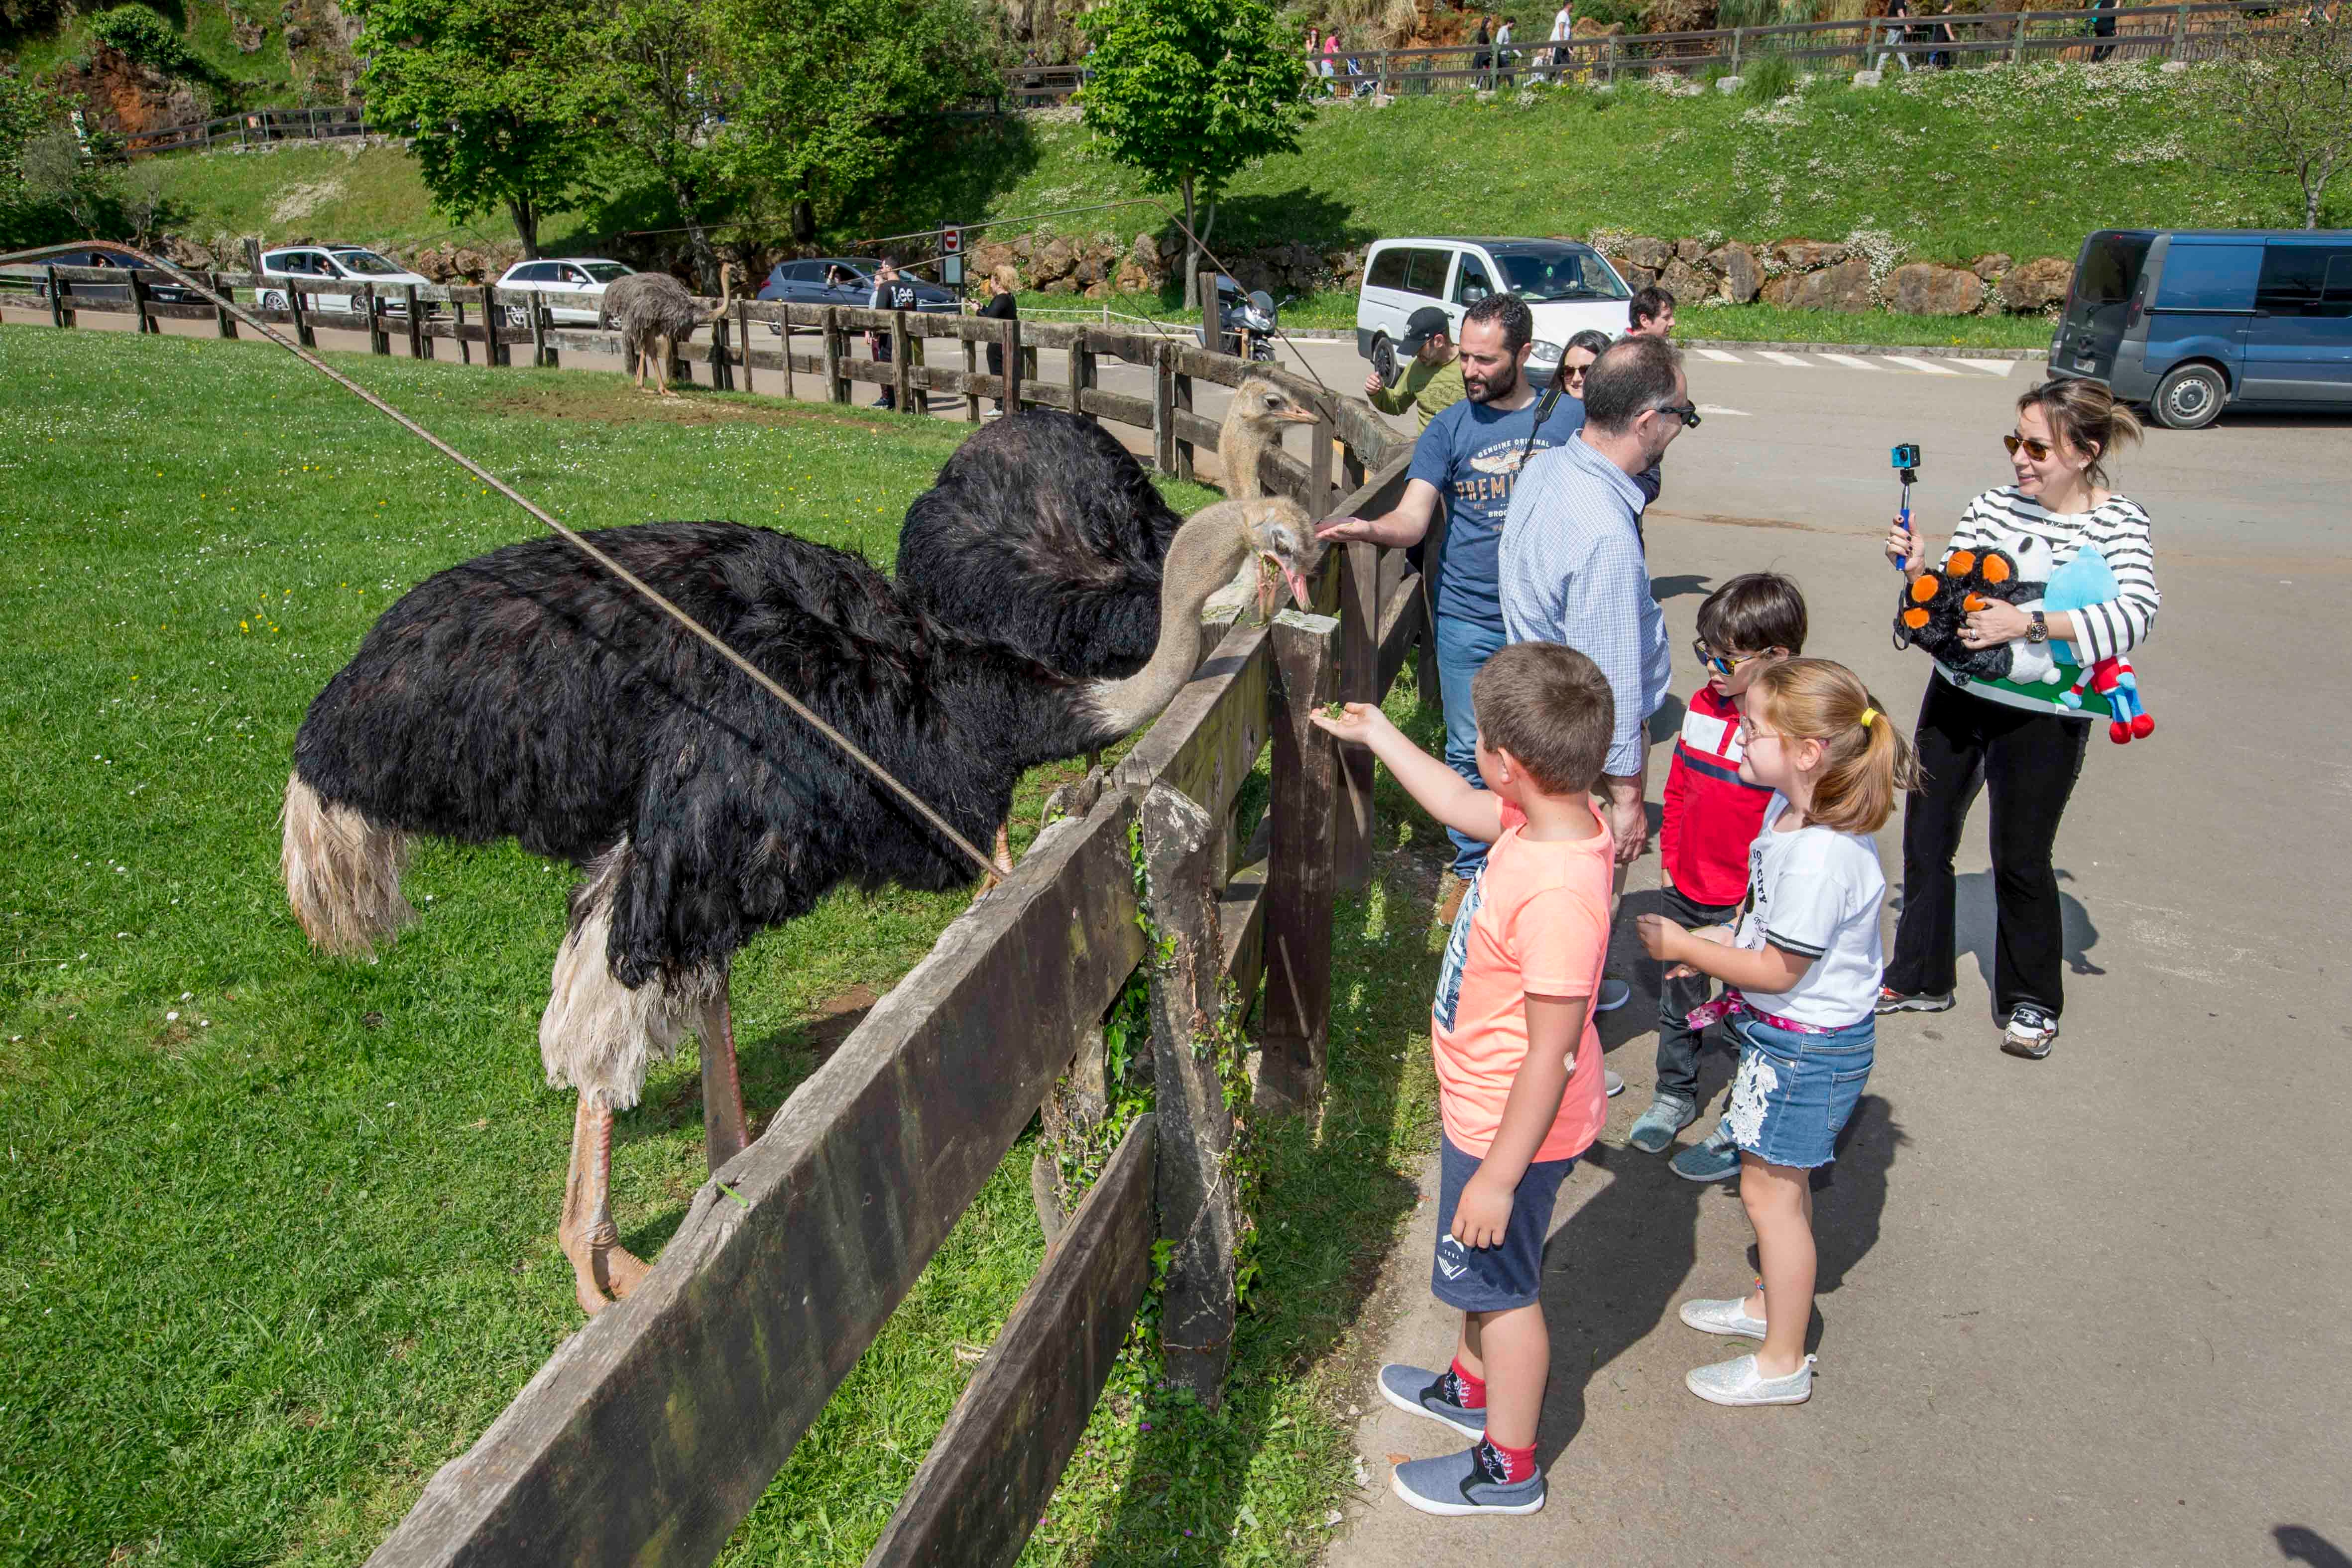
[1692,639,1763,676]
[2002,432,2053,462]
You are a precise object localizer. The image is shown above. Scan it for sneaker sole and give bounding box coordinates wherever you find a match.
[1628,1108,1698,1154]
[1671,1158,1742,1184]
[1677,1303,1767,1338]
[1390,1470,1546,1516]
[1685,1373,1811,1407]
[2000,1034,2055,1060]
[1377,1376,1486,1439]
[1874,993,1954,1015]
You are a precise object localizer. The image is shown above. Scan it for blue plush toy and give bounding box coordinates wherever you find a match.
[2008,546,2155,742]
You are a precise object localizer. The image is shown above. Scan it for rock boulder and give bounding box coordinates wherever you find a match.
[1659,257,1714,304]
[1999,255,2073,312]
[1763,257,1874,312]
[1888,262,1985,316]
[1971,252,2013,281]
[1033,236,1076,284]
[1621,236,1671,270]
[1708,241,1763,304]
[1770,239,1846,271]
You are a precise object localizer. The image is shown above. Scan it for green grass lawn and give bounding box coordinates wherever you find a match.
[0,322,1456,1566]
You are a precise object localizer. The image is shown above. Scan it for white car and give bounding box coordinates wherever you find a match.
[257,244,434,318]
[1356,237,1635,386]
[493,257,637,327]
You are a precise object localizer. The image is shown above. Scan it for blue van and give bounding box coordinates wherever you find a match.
[2048,229,2352,429]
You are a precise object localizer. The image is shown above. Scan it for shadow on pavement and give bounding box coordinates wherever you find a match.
[2276,1525,2352,1567]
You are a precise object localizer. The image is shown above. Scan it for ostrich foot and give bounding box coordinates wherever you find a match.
[993,823,1015,877]
[560,1095,651,1316]
[561,1223,652,1316]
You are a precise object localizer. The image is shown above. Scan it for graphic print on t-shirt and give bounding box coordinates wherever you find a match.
[1432,865,1487,1033]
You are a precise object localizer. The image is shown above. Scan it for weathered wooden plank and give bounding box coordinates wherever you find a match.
[824,306,847,403]
[1258,610,1340,1116]
[1334,539,1379,895]
[1173,361,1195,482]
[527,289,551,368]
[1172,408,1221,452]
[1375,571,1425,701]
[364,792,1147,1568]
[128,299,217,322]
[1173,343,1245,387]
[1112,622,1270,831]
[126,267,156,334]
[891,310,912,410]
[1000,314,1022,412]
[862,1113,1157,1568]
[45,264,67,328]
[212,271,238,339]
[1065,326,1091,423]
[1137,785,1238,1404]
[1220,855,1269,1008]
[1153,342,1177,473]
[735,299,753,394]
[1309,412,1335,513]
[1086,328,1161,366]
[404,285,424,359]
[1077,387,1155,429]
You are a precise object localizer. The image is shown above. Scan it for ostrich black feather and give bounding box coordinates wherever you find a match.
[894,409,1182,678]
[292,521,1104,985]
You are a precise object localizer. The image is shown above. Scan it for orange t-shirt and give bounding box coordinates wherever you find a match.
[1429,799,1612,1163]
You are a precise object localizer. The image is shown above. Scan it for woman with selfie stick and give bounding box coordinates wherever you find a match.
[1877,380,2157,1060]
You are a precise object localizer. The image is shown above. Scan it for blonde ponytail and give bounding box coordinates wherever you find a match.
[1749,659,1919,835]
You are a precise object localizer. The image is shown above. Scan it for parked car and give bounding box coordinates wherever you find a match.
[257,245,433,318]
[2050,228,2352,429]
[26,247,200,306]
[756,257,958,330]
[492,257,636,327]
[1356,237,1632,386]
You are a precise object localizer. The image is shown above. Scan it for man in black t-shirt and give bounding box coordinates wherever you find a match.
[867,258,923,410]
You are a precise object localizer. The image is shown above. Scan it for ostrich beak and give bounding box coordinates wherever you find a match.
[1264,554,1313,613]
[1279,404,1319,425]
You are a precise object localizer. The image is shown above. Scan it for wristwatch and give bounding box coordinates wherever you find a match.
[2026,610,2049,645]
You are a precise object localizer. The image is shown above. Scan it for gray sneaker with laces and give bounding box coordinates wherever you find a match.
[1628,1093,1697,1153]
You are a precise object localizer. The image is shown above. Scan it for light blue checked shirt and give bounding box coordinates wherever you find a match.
[1497,434,1671,777]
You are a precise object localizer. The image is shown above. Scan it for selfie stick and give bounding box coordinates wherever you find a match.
[1891,442,1921,573]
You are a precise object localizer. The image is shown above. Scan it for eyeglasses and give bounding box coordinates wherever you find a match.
[1735,719,1783,747]
[1659,401,1702,428]
[2002,432,2053,462]
[1692,639,1764,676]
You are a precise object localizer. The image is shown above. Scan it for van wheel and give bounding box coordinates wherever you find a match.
[2151,362,2227,430]
[1369,333,1399,387]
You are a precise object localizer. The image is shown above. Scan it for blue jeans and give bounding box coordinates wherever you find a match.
[1722,1013,1875,1169]
[1433,613,1506,878]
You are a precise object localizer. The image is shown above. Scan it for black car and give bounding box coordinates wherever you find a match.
[757,257,958,315]
[27,248,200,305]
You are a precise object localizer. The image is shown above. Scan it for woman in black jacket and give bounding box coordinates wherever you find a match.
[977,264,1019,415]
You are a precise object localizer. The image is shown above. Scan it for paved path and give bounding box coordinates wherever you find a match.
[1332,378,2352,1564]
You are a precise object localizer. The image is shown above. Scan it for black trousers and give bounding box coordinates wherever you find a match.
[1654,882,1745,1105]
[1886,675,2091,1018]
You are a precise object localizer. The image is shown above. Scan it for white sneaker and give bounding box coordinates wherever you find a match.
[1686,1352,1814,1406]
[1678,1295,1768,1338]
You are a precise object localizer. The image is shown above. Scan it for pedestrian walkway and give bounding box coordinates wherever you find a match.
[1690,346,2022,376]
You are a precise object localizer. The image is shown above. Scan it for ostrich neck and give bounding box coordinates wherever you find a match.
[1222,417,1272,500]
[1076,520,1253,741]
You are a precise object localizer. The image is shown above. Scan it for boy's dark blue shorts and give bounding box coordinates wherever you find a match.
[1430,1132,1576,1313]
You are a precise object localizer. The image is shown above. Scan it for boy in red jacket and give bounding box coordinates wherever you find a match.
[1628,574,1808,1164]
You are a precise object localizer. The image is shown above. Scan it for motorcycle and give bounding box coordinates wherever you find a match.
[1197,274,1290,362]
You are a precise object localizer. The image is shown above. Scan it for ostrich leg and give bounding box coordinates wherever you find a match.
[698,981,750,1171]
[559,1096,652,1315]
[653,333,678,398]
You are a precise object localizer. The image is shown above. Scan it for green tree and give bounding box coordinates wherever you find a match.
[711,0,1000,244]
[2205,6,2352,230]
[352,0,605,256]
[1076,0,1310,305]
[584,0,739,286]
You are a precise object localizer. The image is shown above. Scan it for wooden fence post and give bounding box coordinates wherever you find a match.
[891,309,912,411]
[1198,270,1219,356]
[1001,314,1022,411]
[212,271,237,338]
[2170,0,2187,57]
[1173,359,1196,482]
[1731,24,1744,72]
[736,298,753,395]
[824,307,847,403]
[287,277,313,349]
[365,283,388,354]
[45,265,68,328]
[1334,542,1378,894]
[128,266,155,334]
[963,333,980,421]
[1259,609,1340,1115]
[1137,782,1240,1407]
[404,285,423,359]
[529,289,552,369]
[1153,340,1178,472]
[1309,411,1334,513]
[2011,8,2027,60]
[1067,325,1092,420]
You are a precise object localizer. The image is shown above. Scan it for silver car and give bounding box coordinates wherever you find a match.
[493,257,638,328]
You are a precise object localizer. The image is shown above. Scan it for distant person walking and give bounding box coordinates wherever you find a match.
[1878,379,2157,1060]
[1366,306,1468,432]
[867,257,922,412]
[1323,29,1342,87]
[1873,0,1916,73]
[1472,16,1494,87]
[977,264,1018,415]
[1621,290,1675,504]
[1541,2,1574,80]
[1494,16,1516,88]
[2090,0,2118,60]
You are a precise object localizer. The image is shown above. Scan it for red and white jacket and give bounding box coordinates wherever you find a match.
[1660,684,1775,910]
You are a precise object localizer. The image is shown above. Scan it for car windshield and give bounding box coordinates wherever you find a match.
[583,262,631,283]
[1487,244,1629,302]
[331,249,406,276]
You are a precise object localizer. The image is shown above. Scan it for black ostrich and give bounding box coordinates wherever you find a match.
[281,497,1318,1315]
[894,376,1318,865]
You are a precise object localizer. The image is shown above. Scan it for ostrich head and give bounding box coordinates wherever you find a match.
[1231,375,1319,432]
[1220,376,1320,500]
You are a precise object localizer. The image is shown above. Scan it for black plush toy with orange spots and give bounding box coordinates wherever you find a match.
[1892,544,2049,683]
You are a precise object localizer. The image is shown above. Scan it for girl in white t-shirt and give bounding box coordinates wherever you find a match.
[1638,659,1917,1408]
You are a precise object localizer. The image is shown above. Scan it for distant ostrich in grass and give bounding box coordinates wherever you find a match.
[895,376,1319,864]
[604,262,739,398]
[281,497,1319,1315]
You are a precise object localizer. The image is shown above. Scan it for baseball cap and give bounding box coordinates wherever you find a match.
[1399,306,1453,351]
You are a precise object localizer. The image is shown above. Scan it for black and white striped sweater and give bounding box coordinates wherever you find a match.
[1943,485,2159,665]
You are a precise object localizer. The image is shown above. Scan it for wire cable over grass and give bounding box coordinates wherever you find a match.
[0,240,1005,883]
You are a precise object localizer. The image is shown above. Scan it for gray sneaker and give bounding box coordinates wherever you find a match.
[1377,1362,1485,1438]
[1604,1067,1626,1098]
[1627,1093,1697,1153]
[1670,1124,1742,1183]
[1391,1441,1546,1516]
[1686,1351,1814,1406]
[1595,976,1632,1012]
[1677,1295,1768,1338]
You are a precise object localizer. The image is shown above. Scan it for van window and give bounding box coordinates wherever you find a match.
[1403,248,1451,297]
[2073,232,2152,309]
[1454,253,1493,304]
[1367,248,1412,290]
[2153,244,2261,312]
[2257,246,2352,318]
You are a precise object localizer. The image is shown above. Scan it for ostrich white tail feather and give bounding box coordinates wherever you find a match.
[540,843,722,1110]
[281,772,415,957]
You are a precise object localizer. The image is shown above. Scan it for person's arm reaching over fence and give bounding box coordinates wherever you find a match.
[1312,702,1504,845]
[1317,476,1441,549]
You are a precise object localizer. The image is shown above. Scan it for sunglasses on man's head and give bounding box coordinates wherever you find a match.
[2003,432,2053,462]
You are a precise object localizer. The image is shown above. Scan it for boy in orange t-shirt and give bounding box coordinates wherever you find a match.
[1312,642,1616,1518]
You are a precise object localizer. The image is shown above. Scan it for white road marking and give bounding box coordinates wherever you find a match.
[1818,353,1879,370]
[1955,358,2020,376]
[1758,351,1813,367]
[1696,348,1745,362]
[1885,355,1961,375]
[1695,404,1753,417]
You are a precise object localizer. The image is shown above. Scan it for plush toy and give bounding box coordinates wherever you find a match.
[2064,657,2155,743]
[1892,539,2051,683]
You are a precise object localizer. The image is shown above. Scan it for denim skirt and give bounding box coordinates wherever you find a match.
[1721,1011,1874,1169]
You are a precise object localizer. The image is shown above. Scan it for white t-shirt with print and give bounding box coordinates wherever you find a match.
[1731,795,1886,1028]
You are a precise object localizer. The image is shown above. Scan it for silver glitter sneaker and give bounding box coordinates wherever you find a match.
[1678,1295,1768,1339]
[1686,1352,1815,1406]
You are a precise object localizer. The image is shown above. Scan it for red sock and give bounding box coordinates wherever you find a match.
[1448,1357,1487,1410]
[1481,1435,1537,1484]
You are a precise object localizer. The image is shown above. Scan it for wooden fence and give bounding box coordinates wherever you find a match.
[0,256,1428,1565]
[112,104,373,158]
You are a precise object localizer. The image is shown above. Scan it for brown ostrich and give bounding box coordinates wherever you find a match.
[604,262,740,398]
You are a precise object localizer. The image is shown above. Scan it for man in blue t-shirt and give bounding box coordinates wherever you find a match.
[1319,291,1585,901]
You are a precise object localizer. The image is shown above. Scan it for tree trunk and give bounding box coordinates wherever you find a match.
[1180,173,1199,310]
[508,196,541,259]
[791,193,817,244]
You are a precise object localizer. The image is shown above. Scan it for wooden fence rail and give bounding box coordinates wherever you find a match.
[0,261,1436,1565]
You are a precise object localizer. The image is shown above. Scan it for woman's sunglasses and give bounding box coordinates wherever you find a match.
[2002,433,2053,462]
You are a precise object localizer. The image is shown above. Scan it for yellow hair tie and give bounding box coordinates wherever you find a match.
[1859,707,1879,729]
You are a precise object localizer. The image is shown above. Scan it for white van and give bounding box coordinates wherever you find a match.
[1356,237,1633,383]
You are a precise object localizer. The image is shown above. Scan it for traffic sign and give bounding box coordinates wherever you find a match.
[941,225,962,255]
